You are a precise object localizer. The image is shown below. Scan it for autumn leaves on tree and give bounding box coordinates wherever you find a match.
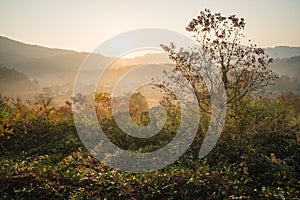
[161,9,278,112]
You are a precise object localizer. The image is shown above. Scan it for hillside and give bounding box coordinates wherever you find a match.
[0,36,299,95]
[265,46,300,59]
[0,67,39,96]
[271,56,300,77]
[0,36,77,59]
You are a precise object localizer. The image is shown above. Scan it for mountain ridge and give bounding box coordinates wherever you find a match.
[0,36,79,58]
[0,36,299,87]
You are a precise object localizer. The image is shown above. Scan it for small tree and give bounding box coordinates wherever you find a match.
[129,92,150,125]
[161,9,278,112]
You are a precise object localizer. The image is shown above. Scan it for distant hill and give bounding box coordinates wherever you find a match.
[0,66,39,96]
[272,56,300,77]
[0,36,113,85]
[0,36,299,90]
[118,53,170,66]
[0,36,173,87]
[265,46,300,59]
[0,36,76,59]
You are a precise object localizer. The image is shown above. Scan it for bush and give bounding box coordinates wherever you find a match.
[0,93,299,199]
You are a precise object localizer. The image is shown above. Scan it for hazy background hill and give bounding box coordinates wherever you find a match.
[272,56,300,77]
[265,46,300,59]
[0,66,39,96]
[0,36,170,86]
[0,36,112,85]
[0,36,77,58]
[0,36,299,99]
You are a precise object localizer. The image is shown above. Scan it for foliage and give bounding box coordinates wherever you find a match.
[0,91,299,199]
[0,97,74,152]
[94,92,180,152]
[0,9,298,199]
[161,9,278,113]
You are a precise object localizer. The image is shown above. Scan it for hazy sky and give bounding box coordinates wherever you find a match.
[1,0,299,53]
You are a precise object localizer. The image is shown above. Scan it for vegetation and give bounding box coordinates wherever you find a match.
[0,91,299,199]
[0,8,299,200]
[161,9,278,113]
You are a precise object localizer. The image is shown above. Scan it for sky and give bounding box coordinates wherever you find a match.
[0,0,300,54]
